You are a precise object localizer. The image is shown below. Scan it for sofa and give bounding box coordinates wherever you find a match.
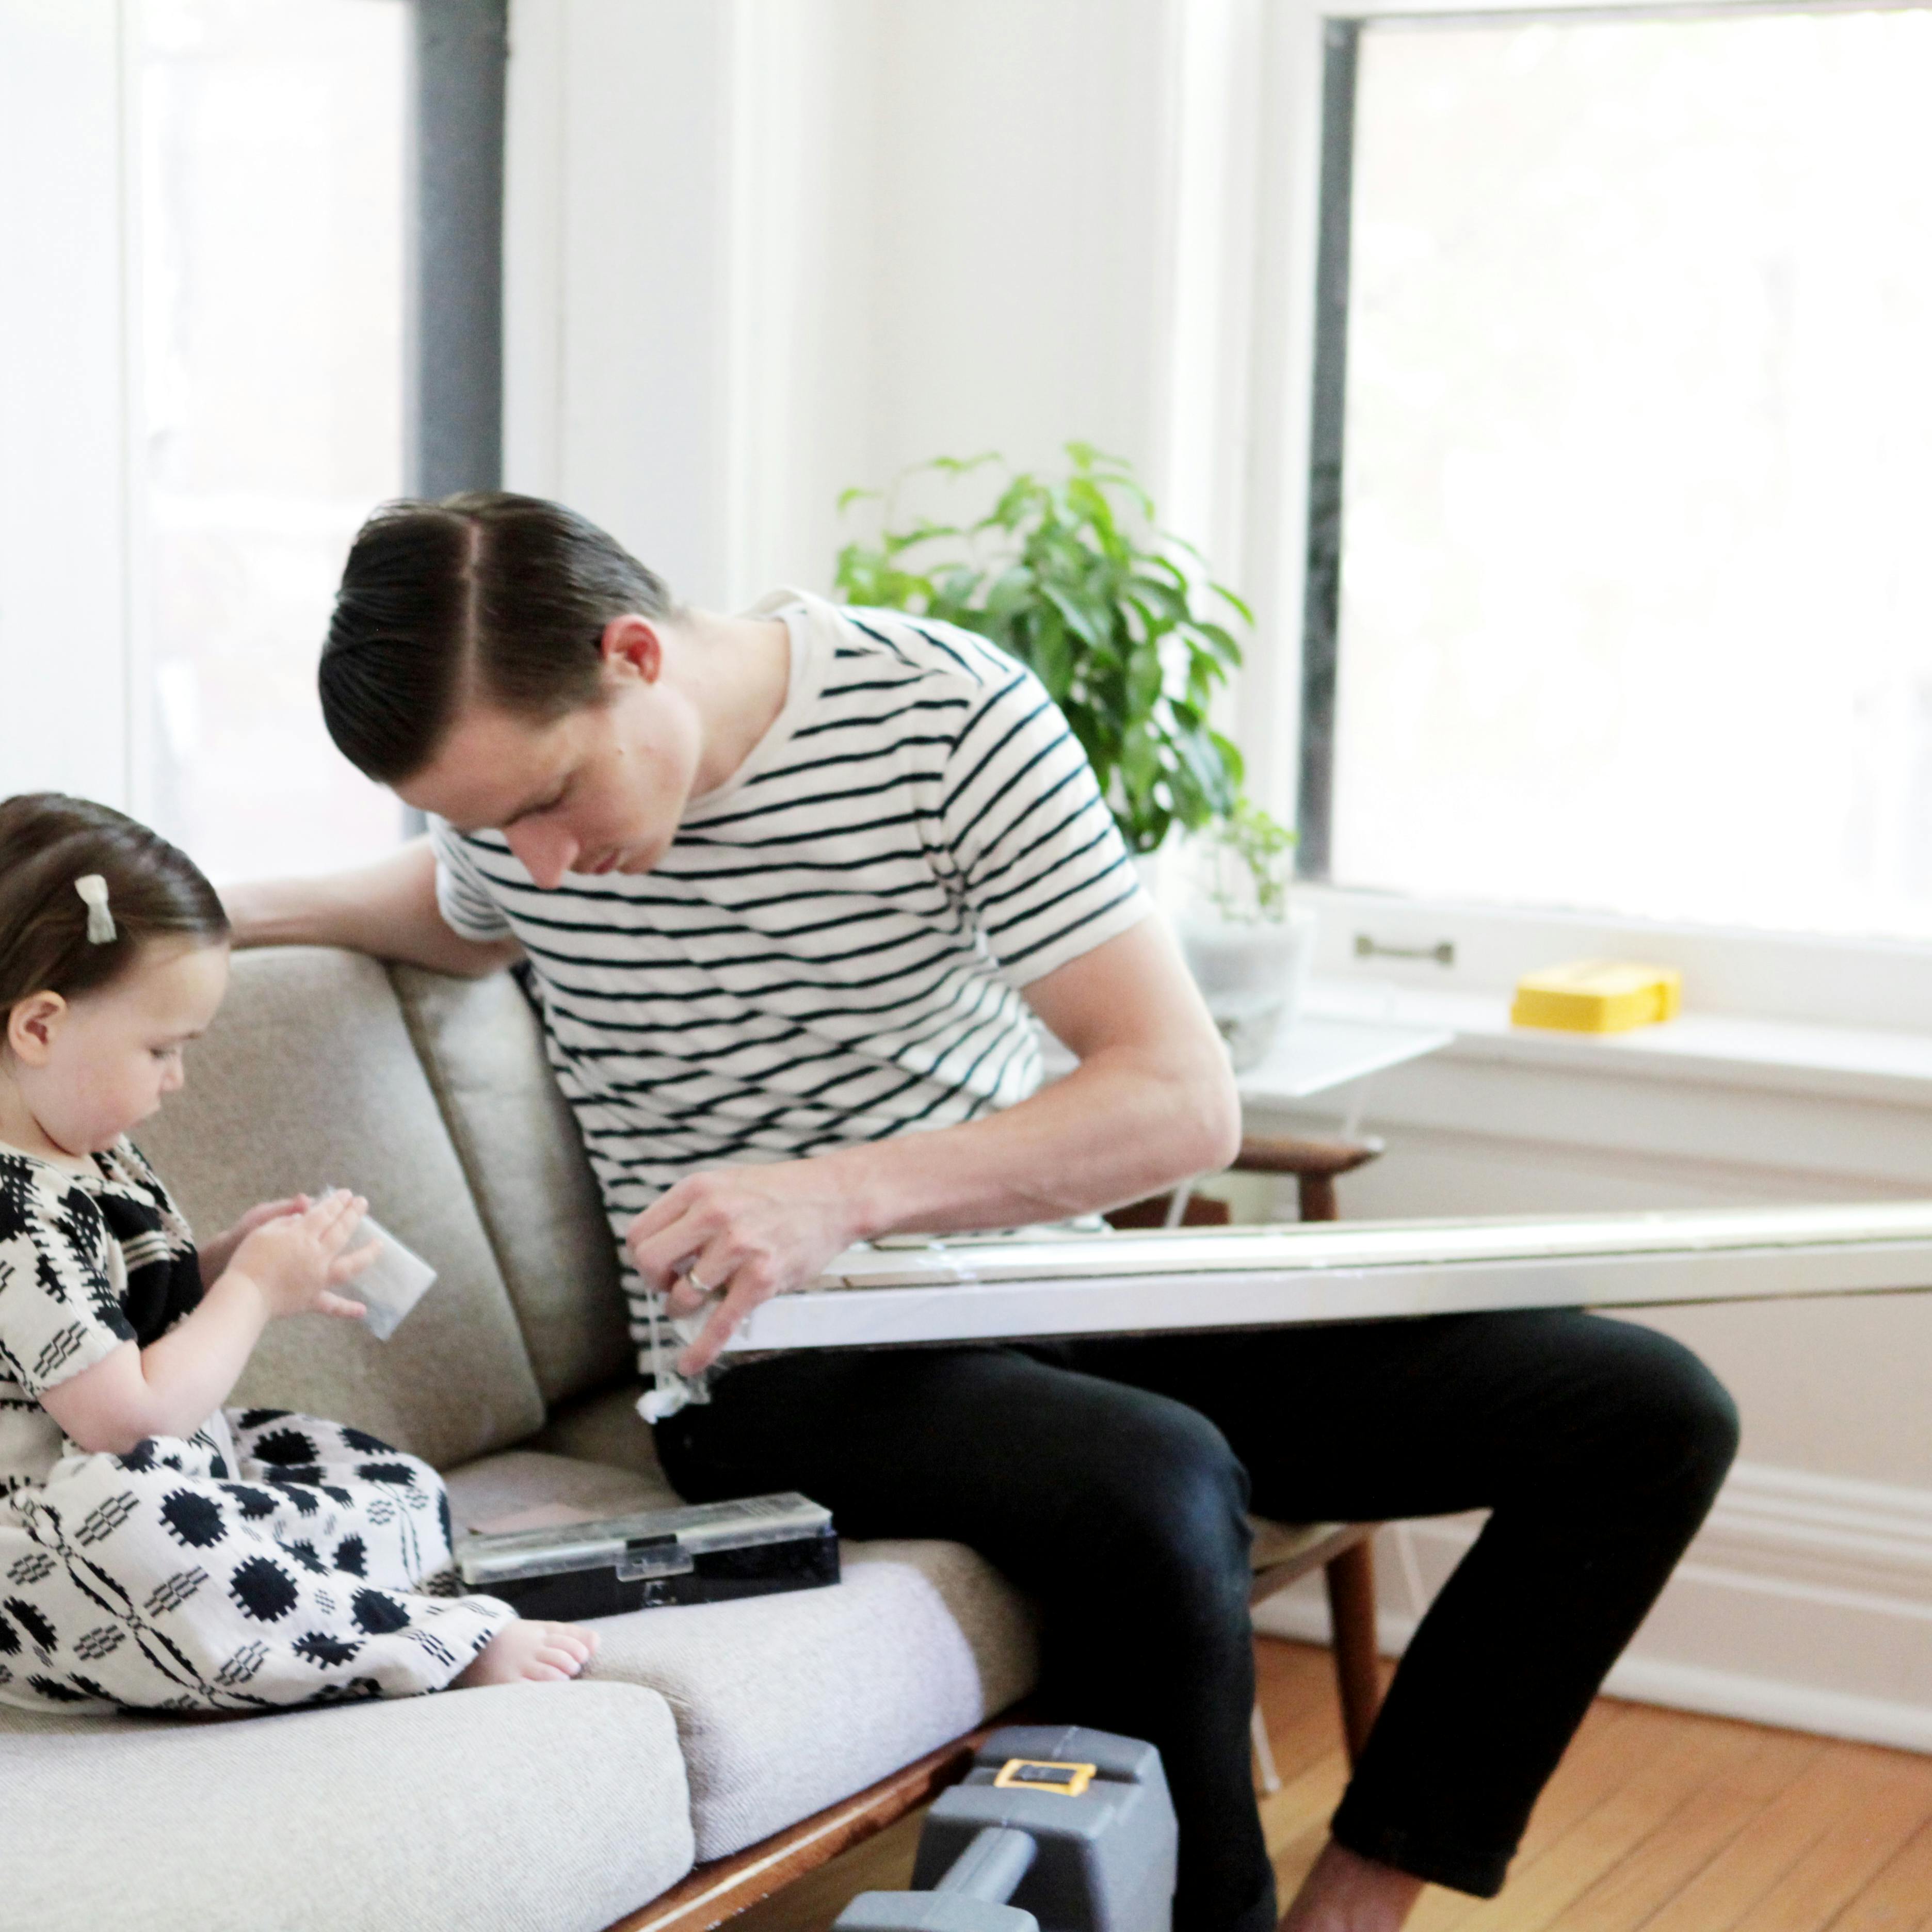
[0,948,1040,1932]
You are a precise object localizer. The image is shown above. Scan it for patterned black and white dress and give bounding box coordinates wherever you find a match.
[0,1139,513,1714]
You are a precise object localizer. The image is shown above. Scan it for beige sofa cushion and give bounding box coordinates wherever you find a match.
[441,1443,1041,1862]
[392,965,634,1406]
[137,948,545,1468]
[0,1679,695,1932]
[587,1540,1040,1861]
[444,1446,680,1528]
[528,1381,681,1489]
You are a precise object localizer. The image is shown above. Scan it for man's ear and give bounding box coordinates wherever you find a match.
[599,615,664,687]
[6,992,68,1068]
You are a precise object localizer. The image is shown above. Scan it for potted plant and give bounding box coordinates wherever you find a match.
[833,444,1246,854]
[1177,800,1317,1071]
[833,443,1310,1062]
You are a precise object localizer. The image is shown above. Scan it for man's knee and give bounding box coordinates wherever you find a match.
[1646,1332,1741,1500]
[1571,1319,1740,1504]
[1076,1402,1254,1607]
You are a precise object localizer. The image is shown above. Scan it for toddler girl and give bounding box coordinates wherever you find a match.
[0,793,595,1713]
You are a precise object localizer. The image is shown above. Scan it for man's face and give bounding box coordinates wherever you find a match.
[396,630,702,889]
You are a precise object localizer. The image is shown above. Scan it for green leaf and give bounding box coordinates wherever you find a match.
[936,562,984,607]
[1030,604,1075,698]
[829,441,1252,851]
[1210,730,1247,793]
[1173,728,1238,822]
[1210,580,1255,625]
[983,566,1035,622]
[1045,582,1115,652]
[1196,621,1245,669]
[928,452,988,474]
[1128,639,1164,712]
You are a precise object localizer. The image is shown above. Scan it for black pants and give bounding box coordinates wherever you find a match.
[654,1310,1738,1932]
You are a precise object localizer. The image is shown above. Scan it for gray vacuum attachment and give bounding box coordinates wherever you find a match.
[834,1726,1177,1932]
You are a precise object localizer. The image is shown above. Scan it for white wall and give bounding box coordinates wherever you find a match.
[505,0,1187,606]
[862,4,1170,502]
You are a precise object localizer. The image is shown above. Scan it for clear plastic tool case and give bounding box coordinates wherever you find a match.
[454,1492,839,1619]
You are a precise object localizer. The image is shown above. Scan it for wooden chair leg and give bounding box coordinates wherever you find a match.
[1297,1172,1340,1221]
[1324,1538,1381,1766]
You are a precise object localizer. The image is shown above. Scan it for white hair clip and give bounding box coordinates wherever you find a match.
[74,875,116,945]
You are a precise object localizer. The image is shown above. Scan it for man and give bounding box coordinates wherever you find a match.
[230,492,1738,1932]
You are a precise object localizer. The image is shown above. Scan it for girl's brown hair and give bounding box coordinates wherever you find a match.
[0,795,229,1015]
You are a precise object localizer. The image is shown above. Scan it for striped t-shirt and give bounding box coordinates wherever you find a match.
[431,590,1147,1368]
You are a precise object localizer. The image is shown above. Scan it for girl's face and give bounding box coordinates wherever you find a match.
[3,939,230,1157]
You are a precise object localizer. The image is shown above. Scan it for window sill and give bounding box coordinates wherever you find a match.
[1303,977,1932,1110]
[1294,883,1932,1040]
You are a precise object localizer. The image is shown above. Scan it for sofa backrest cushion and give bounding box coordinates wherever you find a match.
[136,948,546,1467]
[390,964,633,1406]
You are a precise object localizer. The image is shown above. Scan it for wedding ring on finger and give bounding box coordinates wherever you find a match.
[682,1265,719,1298]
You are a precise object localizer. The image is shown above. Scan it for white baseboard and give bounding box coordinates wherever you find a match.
[1252,1458,1932,1755]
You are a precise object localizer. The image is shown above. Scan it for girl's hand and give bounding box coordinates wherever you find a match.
[198,1195,310,1282]
[224,1189,378,1323]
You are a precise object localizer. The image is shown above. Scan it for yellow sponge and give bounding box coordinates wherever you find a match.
[1511,960,1682,1034]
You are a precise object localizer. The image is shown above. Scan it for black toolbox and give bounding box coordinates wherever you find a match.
[454,1492,839,1619]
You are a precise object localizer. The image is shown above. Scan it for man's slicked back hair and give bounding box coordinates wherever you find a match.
[318,492,680,783]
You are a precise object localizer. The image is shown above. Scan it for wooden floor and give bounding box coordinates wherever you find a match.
[1255,1639,1932,1931]
[738,1637,1932,1932]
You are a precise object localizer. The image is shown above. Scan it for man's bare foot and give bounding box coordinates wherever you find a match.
[1279,1840,1425,1932]
[453,1619,600,1688]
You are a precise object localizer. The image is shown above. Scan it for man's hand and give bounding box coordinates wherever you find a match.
[626,1162,867,1375]
[625,916,1238,1377]
[197,1195,310,1283]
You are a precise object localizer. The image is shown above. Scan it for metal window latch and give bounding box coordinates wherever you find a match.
[1354,934,1456,967]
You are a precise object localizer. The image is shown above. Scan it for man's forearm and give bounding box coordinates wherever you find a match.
[643,1029,1239,1376]
[823,917,1242,1241]
[637,918,1243,1373]
[826,1043,1241,1243]
[221,838,521,977]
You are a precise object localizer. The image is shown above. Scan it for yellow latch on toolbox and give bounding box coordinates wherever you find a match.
[1511,960,1681,1034]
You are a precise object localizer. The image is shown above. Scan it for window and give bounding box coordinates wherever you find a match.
[139,0,410,879]
[0,0,500,875]
[1301,5,1932,946]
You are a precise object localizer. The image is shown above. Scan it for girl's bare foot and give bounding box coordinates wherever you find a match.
[454,1619,599,1688]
